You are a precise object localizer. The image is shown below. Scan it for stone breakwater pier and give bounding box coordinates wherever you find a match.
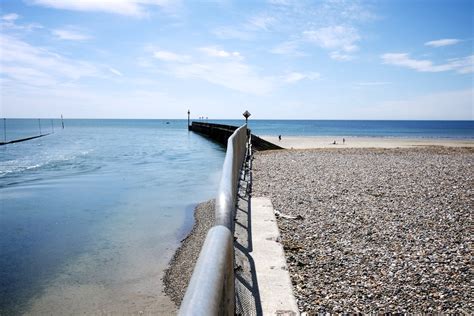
[188,121,283,151]
[166,121,473,314]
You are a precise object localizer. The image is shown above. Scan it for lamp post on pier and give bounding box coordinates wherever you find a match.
[187,109,191,130]
[243,110,251,124]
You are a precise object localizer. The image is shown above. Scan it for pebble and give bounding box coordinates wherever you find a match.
[253,147,473,314]
[162,200,215,306]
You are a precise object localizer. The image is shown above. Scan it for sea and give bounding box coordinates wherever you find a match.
[1,119,473,313]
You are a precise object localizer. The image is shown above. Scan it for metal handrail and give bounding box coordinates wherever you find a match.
[179,124,248,316]
[215,125,248,229]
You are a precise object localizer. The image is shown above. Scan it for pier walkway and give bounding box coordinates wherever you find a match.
[234,165,299,315]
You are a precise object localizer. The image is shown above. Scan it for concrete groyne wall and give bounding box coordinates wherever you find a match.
[189,122,282,151]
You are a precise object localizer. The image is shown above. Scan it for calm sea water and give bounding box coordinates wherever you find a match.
[0,118,472,313]
[0,119,225,313]
[215,119,474,138]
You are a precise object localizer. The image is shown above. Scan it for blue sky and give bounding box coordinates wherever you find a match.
[0,0,472,119]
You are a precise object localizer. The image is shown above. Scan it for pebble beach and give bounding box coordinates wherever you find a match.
[163,200,215,306]
[253,146,473,313]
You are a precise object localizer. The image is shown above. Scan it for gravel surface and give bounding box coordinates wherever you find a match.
[252,147,473,314]
[163,200,215,307]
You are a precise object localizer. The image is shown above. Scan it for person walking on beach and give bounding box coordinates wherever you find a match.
[278,135,282,141]
[343,138,345,144]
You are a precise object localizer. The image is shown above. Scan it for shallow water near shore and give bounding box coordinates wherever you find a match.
[0,119,225,314]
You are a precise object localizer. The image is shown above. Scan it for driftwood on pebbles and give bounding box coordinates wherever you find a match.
[253,147,473,314]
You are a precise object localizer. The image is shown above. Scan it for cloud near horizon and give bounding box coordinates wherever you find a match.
[359,88,473,120]
[149,47,319,95]
[382,53,473,74]
[1,0,472,119]
[425,38,461,47]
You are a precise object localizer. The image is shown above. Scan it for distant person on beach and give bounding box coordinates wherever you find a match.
[343,138,345,144]
[278,135,282,141]
[333,140,337,145]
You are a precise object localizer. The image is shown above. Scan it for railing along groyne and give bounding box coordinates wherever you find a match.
[1,118,61,146]
[189,122,282,151]
[0,133,51,146]
[179,124,249,315]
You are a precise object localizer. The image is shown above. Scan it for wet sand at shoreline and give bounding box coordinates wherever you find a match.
[261,135,474,149]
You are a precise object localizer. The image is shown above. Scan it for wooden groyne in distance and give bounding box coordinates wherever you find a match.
[1,117,60,146]
[0,133,51,146]
[189,121,283,151]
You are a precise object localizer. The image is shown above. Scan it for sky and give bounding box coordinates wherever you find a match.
[0,0,472,120]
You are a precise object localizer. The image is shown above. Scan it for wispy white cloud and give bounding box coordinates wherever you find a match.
[425,38,461,47]
[153,50,190,62]
[1,65,59,87]
[304,25,359,52]
[247,14,277,31]
[2,82,184,118]
[382,53,473,74]
[270,41,307,57]
[30,0,178,18]
[359,89,473,120]
[199,46,241,59]
[318,0,378,23]
[284,71,320,83]
[356,81,391,86]
[212,26,254,41]
[0,33,103,87]
[1,13,19,21]
[148,47,319,94]
[0,12,42,31]
[267,0,295,5]
[215,0,375,62]
[170,61,275,95]
[52,27,91,41]
[212,14,277,40]
[329,51,354,61]
[108,67,123,76]
[303,25,360,61]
